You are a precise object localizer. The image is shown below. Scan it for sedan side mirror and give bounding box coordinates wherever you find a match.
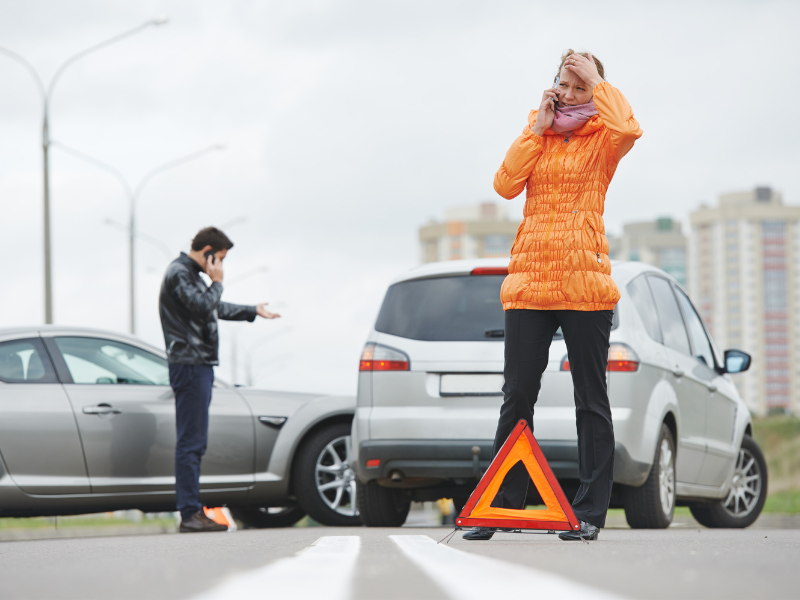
[724,349,751,374]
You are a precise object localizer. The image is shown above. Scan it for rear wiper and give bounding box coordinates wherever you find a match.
[484,329,504,338]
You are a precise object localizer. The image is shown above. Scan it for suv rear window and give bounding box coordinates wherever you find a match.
[375,275,505,341]
[375,274,619,342]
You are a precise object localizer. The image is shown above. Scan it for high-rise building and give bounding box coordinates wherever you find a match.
[419,202,519,263]
[689,186,800,416]
[608,217,687,284]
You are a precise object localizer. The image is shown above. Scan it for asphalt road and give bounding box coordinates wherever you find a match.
[0,525,797,600]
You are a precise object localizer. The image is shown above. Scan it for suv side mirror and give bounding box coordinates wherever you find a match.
[724,349,751,374]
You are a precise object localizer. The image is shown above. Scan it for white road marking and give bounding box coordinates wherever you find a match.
[194,536,360,600]
[390,534,626,600]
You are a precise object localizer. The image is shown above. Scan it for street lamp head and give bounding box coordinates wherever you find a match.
[151,16,170,26]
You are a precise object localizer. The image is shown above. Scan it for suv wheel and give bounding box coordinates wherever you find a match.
[357,480,411,527]
[230,505,306,529]
[689,435,768,528]
[292,422,362,526]
[624,423,676,529]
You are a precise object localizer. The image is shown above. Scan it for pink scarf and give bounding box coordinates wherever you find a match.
[550,99,598,134]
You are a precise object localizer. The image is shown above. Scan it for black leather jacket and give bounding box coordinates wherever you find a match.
[159,253,256,365]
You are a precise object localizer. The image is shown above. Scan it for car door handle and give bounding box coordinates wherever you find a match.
[83,403,122,415]
[671,368,684,378]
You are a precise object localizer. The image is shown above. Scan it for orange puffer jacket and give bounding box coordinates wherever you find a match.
[495,82,642,312]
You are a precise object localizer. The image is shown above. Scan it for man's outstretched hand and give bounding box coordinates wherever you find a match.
[256,303,280,319]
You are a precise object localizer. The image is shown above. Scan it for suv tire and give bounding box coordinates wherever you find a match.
[624,423,676,529]
[357,480,411,527]
[292,422,362,527]
[689,435,768,528]
[230,505,306,529]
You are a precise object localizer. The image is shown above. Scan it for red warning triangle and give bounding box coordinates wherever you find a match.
[457,420,580,532]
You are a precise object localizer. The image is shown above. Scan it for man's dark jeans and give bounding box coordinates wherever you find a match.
[169,363,214,521]
[491,309,615,528]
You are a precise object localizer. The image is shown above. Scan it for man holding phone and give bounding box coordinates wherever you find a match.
[159,226,279,533]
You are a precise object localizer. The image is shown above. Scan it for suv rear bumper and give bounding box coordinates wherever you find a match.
[355,440,651,486]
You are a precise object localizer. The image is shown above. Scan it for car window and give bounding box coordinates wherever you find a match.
[54,337,169,385]
[376,275,506,341]
[673,286,716,370]
[376,274,617,342]
[647,276,691,356]
[375,275,619,342]
[0,338,57,383]
[626,275,662,343]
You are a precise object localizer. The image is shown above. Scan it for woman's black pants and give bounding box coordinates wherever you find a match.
[491,308,615,528]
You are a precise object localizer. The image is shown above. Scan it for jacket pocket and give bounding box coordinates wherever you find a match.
[560,214,619,305]
[584,217,602,267]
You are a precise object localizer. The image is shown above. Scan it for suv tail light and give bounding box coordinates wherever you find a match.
[561,343,639,372]
[471,267,509,275]
[359,343,410,371]
[607,343,639,371]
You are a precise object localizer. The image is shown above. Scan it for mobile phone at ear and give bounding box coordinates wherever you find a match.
[552,76,560,107]
[204,250,215,265]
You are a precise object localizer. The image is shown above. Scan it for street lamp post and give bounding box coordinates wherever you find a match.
[104,219,174,261]
[0,18,169,324]
[52,141,225,334]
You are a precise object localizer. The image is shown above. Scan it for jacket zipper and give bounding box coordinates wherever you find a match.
[541,137,569,303]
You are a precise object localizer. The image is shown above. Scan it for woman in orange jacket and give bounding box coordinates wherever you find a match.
[464,50,642,542]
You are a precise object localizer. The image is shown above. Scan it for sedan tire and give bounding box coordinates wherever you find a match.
[230,505,306,529]
[292,422,362,526]
[623,423,676,529]
[689,435,768,528]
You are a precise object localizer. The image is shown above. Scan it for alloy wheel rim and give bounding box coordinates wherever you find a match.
[315,435,359,517]
[659,438,675,517]
[722,448,762,519]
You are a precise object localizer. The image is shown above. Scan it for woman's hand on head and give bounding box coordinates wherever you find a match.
[531,87,558,136]
[563,53,604,89]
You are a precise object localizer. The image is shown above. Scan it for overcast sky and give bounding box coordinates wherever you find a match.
[1,0,798,395]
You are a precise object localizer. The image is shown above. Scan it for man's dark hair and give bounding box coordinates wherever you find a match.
[191,227,234,252]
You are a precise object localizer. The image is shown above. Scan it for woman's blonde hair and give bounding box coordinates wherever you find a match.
[555,49,605,84]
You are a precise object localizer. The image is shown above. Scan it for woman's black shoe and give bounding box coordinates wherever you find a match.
[558,520,599,541]
[462,527,496,541]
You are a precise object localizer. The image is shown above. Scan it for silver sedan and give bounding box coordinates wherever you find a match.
[0,326,358,527]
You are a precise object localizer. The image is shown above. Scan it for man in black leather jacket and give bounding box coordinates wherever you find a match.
[159,227,279,533]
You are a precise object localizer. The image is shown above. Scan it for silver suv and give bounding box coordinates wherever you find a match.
[352,258,767,529]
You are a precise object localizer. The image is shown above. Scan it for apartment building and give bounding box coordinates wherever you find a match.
[689,187,800,416]
[419,203,519,263]
[608,217,687,284]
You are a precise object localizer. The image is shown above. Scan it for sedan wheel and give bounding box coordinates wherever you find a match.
[315,435,358,518]
[229,505,306,529]
[690,435,768,528]
[292,421,363,526]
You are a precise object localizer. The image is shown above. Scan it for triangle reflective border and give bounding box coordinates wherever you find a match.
[457,420,580,532]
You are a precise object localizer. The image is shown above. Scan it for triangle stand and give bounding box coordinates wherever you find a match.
[456,420,580,532]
